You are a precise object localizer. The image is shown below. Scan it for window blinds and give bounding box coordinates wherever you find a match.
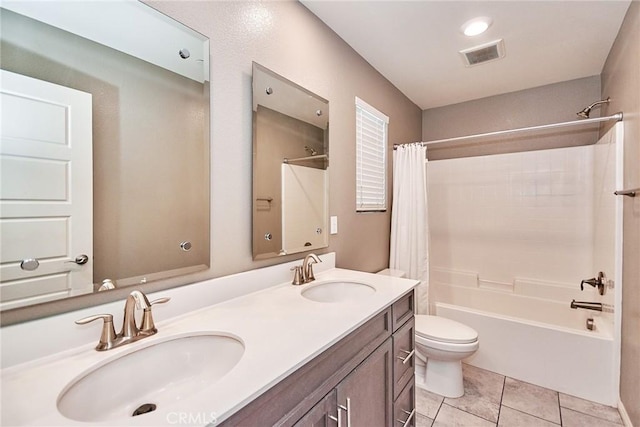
[355,97,388,212]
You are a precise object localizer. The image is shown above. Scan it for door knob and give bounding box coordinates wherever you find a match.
[20,258,40,271]
[67,254,89,265]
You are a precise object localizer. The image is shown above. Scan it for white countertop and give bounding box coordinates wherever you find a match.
[1,268,418,426]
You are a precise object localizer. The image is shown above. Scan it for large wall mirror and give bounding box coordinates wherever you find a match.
[252,63,329,260]
[0,1,210,312]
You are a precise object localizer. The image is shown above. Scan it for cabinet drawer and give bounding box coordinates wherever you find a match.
[393,316,415,399]
[392,290,414,331]
[393,379,415,427]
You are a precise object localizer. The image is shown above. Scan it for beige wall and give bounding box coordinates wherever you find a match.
[422,76,601,160]
[601,1,640,423]
[148,1,422,276]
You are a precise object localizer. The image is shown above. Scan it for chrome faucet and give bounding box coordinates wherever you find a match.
[121,290,146,338]
[76,290,170,351]
[290,253,322,285]
[302,253,321,283]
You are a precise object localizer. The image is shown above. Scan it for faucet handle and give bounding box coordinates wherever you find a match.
[150,297,171,306]
[580,271,605,295]
[290,266,304,286]
[75,314,117,351]
[140,297,171,335]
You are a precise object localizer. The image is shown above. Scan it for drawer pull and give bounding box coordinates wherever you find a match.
[328,414,340,427]
[396,408,416,427]
[337,397,351,427]
[396,349,415,364]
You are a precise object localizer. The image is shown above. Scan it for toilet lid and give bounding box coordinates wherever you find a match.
[415,315,478,344]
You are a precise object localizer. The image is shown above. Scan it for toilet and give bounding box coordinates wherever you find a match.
[414,314,478,397]
[377,269,479,398]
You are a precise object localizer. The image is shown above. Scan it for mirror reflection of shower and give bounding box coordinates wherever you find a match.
[577,97,610,118]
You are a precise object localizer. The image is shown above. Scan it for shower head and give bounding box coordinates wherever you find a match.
[577,97,610,119]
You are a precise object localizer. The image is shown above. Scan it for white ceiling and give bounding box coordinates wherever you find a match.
[301,1,631,110]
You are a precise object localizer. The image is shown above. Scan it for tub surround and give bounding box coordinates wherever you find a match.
[430,275,613,331]
[1,264,418,426]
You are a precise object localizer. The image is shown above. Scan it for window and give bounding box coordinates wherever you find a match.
[355,97,388,212]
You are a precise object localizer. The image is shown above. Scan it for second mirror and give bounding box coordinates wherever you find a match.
[252,63,329,260]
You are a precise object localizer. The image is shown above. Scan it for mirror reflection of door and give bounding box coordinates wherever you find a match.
[0,70,93,310]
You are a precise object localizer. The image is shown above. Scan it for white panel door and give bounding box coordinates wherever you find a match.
[281,164,328,254]
[0,70,93,310]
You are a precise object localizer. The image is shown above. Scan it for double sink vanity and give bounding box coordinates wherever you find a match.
[1,264,418,426]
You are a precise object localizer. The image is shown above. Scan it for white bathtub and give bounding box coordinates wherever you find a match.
[432,286,616,405]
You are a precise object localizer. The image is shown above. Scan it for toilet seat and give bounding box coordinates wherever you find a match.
[415,315,478,344]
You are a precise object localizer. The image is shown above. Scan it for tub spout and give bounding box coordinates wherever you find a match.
[570,299,603,312]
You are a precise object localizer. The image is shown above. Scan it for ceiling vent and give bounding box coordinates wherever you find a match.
[459,39,505,67]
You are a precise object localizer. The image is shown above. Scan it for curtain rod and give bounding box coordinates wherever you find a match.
[394,112,623,149]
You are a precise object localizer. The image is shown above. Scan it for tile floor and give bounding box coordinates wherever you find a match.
[415,364,624,427]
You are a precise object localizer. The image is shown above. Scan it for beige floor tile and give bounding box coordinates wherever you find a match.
[559,393,623,424]
[433,404,496,427]
[498,406,559,426]
[561,407,625,427]
[416,412,434,427]
[444,364,504,423]
[501,378,560,424]
[417,386,444,419]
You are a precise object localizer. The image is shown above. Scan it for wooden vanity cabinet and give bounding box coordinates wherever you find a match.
[219,290,415,427]
[293,390,337,427]
[295,340,393,427]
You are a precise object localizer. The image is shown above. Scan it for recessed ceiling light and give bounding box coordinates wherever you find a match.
[461,17,492,37]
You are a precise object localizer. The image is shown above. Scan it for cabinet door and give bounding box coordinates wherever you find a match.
[336,338,392,427]
[294,389,337,427]
[394,380,416,427]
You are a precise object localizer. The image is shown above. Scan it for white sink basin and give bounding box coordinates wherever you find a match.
[57,333,244,422]
[301,281,375,303]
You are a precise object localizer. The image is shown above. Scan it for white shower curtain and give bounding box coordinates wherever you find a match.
[390,143,429,314]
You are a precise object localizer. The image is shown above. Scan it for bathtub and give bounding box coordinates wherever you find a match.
[432,285,616,405]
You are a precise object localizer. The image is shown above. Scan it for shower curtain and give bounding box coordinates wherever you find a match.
[390,143,429,314]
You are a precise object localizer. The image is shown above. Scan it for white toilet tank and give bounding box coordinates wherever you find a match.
[376,268,407,279]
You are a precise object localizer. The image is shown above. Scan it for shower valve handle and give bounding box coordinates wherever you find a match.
[580,272,605,295]
[580,278,598,289]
